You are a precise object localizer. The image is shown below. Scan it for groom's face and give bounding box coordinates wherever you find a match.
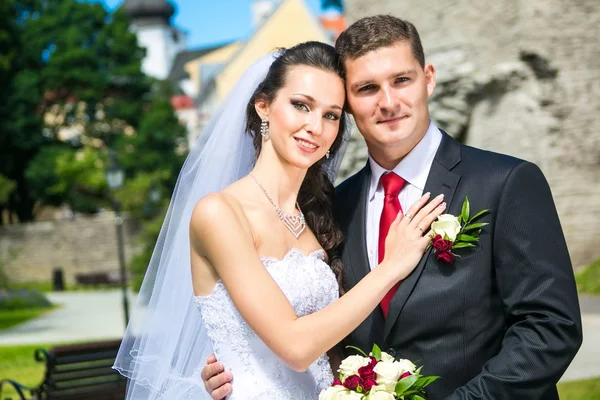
[344,41,436,158]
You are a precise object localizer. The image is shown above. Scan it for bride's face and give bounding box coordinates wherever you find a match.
[256,65,345,170]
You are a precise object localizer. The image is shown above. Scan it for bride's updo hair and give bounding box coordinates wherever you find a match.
[246,41,346,292]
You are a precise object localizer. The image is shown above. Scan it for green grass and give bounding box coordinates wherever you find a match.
[559,377,600,399]
[576,258,600,295]
[5,281,129,293]
[0,344,49,399]
[0,307,58,332]
[5,281,54,293]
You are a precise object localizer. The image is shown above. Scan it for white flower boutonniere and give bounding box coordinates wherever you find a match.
[429,196,490,264]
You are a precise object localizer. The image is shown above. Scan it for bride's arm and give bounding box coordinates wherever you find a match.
[190,192,444,372]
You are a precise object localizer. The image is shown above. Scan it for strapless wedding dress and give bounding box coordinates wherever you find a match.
[194,248,339,399]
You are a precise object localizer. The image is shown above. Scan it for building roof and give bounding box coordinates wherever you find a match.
[195,0,344,105]
[319,15,347,41]
[122,0,175,24]
[167,42,234,82]
[171,95,196,110]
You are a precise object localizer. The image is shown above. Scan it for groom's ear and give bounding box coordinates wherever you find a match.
[254,98,270,120]
[424,63,437,98]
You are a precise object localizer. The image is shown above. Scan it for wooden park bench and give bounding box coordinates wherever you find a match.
[74,271,123,287]
[0,340,126,400]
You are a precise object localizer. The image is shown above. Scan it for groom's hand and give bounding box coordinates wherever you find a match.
[201,354,232,399]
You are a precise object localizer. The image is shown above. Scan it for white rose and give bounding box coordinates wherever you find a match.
[319,386,347,400]
[338,355,371,378]
[431,214,461,241]
[320,387,366,400]
[337,390,365,400]
[368,384,395,400]
[368,391,395,400]
[395,358,416,374]
[380,352,395,363]
[373,360,403,392]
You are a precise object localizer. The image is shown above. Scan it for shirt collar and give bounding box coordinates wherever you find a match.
[368,120,443,201]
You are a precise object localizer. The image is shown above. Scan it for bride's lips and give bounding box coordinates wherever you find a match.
[294,137,320,153]
[377,115,410,125]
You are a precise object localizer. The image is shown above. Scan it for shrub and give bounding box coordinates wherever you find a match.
[0,289,52,310]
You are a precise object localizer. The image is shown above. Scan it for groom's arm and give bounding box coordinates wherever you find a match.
[446,161,582,400]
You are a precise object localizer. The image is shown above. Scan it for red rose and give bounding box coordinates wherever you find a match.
[343,375,363,390]
[367,356,377,368]
[358,364,376,380]
[362,377,378,392]
[400,371,411,379]
[332,378,342,386]
[437,250,455,264]
[432,234,452,252]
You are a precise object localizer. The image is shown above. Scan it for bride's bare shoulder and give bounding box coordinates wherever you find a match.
[191,191,245,230]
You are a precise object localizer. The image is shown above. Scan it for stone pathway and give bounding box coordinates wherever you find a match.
[560,295,600,382]
[0,289,133,345]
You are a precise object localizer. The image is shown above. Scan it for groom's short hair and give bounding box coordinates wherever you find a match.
[335,15,425,68]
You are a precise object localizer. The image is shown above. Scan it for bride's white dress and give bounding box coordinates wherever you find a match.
[194,248,338,399]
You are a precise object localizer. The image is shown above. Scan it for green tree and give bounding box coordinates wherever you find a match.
[115,81,186,290]
[2,0,188,289]
[0,0,45,223]
[18,0,183,216]
[0,175,16,205]
[117,80,187,189]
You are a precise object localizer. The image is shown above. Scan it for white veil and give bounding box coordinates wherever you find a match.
[113,50,350,399]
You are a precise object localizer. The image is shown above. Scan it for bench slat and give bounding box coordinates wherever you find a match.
[53,359,115,374]
[46,381,126,400]
[53,348,118,363]
[49,366,121,383]
[49,374,125,391]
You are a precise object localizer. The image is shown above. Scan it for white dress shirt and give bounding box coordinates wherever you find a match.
[366,120,443,270]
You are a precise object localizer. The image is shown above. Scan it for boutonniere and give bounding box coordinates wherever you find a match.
[429,196,490,264]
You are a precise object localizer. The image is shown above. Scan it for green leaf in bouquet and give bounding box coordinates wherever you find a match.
[412,395,426,400]
[456,234,478,242]
[460,196,470,224]
[416,375,440,387]
[462,222,488,232]
[345,345,367,357]
[371,344,382,361]
[395,374,418,395]
[452,242,476,249]
[468,208,490,223]
[470,229,482,238]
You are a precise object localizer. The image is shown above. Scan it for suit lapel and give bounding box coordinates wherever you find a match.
[343,165,372,289]
[383,132,462,341]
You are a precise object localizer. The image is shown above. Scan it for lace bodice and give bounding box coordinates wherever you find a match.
[194,248,338,399]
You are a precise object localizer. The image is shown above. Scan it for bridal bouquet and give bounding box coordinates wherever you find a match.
[319,345,438,400]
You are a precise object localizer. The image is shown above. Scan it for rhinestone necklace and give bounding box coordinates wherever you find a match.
[249,173,306,238]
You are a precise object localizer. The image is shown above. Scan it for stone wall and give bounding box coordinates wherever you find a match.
[341,0,600,268]
[0,213,141,284]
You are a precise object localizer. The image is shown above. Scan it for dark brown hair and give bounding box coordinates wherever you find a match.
[245,41,346,292]
[335,15,425,68]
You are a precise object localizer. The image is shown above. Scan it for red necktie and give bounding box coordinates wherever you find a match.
[378,172,406,318]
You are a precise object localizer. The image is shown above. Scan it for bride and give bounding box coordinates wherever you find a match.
[113,41,445,399]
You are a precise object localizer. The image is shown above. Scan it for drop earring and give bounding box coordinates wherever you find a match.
[260,119,269,140]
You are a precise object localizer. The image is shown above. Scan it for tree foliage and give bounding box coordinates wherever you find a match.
[1,0,186,222]
[2,0,188,289]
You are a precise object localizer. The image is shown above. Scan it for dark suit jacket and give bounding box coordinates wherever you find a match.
[335,132,582,400]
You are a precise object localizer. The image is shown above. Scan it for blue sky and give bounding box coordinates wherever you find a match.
[94,0,324,49]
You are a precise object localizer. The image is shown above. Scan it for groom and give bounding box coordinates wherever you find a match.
[202,15,582,399]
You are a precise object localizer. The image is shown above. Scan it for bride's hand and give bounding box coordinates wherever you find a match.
[381,193,446,281]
